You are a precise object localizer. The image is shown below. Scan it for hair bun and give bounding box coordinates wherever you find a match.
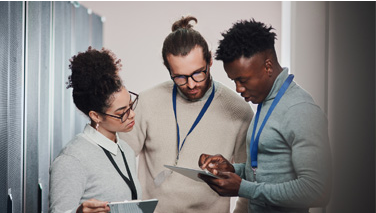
[67,47,122,93]
[171,16,197,32]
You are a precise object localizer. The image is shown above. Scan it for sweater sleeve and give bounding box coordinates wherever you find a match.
[232,103,253,164]
[233,163,246,179]
[237,103,331,208]
[49,154,86,213]
[232,163,248,213]
[223,87,253,213]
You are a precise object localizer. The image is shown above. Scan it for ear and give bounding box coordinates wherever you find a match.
[265,59,273,77]
[208,52,213,67]
[88,110,101,123]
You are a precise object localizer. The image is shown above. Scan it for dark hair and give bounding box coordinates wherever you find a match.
[66,46,123,117]
[216,18,277,63]
[162,16,211,70]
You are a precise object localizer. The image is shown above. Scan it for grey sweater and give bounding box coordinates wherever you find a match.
[49,124,142,213]
[234,68,331,212]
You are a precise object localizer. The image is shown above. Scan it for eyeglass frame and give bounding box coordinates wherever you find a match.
[170,64,209,86]
[100,91,139,123]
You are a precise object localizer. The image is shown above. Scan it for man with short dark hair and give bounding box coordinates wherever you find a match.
[199,19,332,213]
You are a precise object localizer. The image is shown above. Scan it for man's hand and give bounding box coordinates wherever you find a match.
[199,171,242,197]
[199,153,235,174]
[198,154,241,197]
[76,199,110,213]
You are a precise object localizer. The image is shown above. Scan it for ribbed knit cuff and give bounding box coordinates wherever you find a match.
[233,163,246,178]
[238,179,256,199]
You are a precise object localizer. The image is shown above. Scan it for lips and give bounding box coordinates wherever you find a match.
[241,94,252,102]
[187,89,198,95]
[127,121,135,128]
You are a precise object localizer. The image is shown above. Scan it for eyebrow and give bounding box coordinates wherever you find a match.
[174,65,206,76]
[114,98,132,112]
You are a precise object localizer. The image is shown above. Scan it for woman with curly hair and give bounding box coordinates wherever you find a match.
[49,47,142,213]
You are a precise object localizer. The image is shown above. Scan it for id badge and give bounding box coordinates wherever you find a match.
[154,170,173,187]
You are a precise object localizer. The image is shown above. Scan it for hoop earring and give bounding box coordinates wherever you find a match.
[96,122,99,131]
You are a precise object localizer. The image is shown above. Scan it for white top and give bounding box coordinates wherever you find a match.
[49,124,142,213]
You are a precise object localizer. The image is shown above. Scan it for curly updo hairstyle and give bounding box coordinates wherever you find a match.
[216,18,277,63]
[162,16,211,71]
[66,47,123,117]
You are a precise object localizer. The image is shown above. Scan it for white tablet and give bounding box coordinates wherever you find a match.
[164,165,221,182]
[107,198,158,213]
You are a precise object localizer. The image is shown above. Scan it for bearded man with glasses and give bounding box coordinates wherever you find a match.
[120,16,254,213]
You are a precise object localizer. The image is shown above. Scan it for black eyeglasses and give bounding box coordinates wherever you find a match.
[101,91,138,123]
[170,65,209,86]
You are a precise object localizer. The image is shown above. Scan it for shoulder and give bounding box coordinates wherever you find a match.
[215,81,253,113]
[280,82,327,126]
[284,82,316,107]
[135,81,173,112]
[136,81,173,106]
[54,134,100,163]
[139,81,173,98]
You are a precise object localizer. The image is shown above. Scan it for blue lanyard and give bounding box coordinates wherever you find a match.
[172,83,215,163]
[250,74,294,168]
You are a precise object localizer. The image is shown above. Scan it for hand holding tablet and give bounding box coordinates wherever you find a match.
[107,199,158,213]
[164,165,222,182]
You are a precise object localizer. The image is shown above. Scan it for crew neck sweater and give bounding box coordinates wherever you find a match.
[120,80,254,213]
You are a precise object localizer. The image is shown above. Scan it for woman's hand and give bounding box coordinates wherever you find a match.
[76,199,110,213]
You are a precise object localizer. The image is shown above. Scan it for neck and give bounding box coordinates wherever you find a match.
[90,120,117,143]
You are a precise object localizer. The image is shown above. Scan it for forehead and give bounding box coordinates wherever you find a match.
[224,54,265,79]
[167,46,206,75]
[107,87,130,111]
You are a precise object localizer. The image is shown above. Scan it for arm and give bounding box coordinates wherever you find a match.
[49,154,110,213]
[200,104,331,208]
[236,104,331,208]
[231,104,253,213]
[49,154,86,213]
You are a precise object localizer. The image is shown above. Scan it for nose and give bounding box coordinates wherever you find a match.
[186,77,196,89]
[235,81,245,93]
[128,108,136,120]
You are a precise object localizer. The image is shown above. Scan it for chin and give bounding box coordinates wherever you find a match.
[121,126,133,133]
[189,95,202,101]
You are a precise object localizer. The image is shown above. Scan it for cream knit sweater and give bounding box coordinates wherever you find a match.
[120,80,253,213]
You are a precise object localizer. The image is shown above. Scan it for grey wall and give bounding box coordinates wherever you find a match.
[0,2,24,213]
[0,2,103,212]
[327,2,375,212]
[290,2,375,212]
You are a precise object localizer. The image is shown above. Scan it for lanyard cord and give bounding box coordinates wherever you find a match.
[250,74,294,168]
[172,83,215,162]
[101,146,138,200]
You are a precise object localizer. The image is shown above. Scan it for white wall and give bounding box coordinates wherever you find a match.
[290,1,328,113]
[79,2,282,212]
[79,1,281,113]
[81,2,376,212]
